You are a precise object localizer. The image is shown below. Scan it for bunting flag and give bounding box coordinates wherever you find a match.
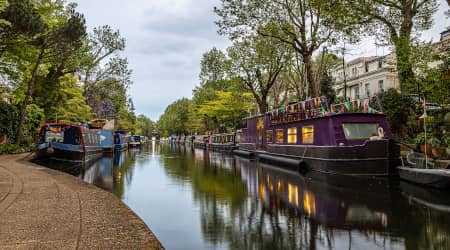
[297,103,301,111]
[318,97,321,107]
[341,105,345,113]
[344,102,351,111]
[357,99,361,111]
[351,101,355,111]
[330,105,334,113]
[301,101,306,110]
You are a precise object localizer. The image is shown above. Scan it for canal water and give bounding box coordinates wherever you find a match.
[43,141,450,250]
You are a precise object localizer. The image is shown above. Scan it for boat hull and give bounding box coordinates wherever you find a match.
[37,142,103,164]
[114,143,128,152]
[238,140,400,176]
[397,167,450,189]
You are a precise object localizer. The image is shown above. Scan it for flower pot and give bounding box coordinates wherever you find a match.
[432,147,446,158]
[420,144,433,157]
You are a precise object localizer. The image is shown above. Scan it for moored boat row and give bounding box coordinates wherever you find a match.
[36,120,150,168]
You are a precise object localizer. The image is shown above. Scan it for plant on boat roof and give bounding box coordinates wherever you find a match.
[413,132,427,145]
[442,133,450,148]
[428,136,442,148]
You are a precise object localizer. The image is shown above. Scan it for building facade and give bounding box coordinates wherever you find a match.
[330,53,400,100]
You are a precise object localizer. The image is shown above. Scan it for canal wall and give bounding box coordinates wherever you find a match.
[0,153,164,249]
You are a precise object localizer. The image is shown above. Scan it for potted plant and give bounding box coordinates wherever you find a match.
[429,136,446,158]
[414,132,433,156]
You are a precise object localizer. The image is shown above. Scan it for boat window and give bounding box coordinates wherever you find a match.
[302,126,314,144]
[342,123,379,140]
[276,129,284,144]
[266,130,273,144]
[288,127,297,144]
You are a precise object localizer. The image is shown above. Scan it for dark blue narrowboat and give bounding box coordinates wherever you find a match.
[114,130,128,151]
[36,123,104,163]
[238,96,400,176]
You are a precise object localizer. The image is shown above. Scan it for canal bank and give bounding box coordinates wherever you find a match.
[0,154,163,249]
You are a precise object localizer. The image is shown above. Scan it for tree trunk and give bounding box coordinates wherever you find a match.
[304,53,318,97]
[394,36,415,92]
[15,48,44,145]
[258,97,268,114]
[395,12,415,92]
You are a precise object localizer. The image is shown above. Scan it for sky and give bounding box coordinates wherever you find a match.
[74,0,449,121]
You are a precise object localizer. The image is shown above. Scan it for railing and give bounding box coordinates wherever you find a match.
[266,96,383,125]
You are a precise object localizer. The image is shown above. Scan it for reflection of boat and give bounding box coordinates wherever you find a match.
[238,96,400,176]
[36,123,104,164]
[129,135,142,147]
[81,157,113,191]
[400,181,450,212]
[240,159,392,231]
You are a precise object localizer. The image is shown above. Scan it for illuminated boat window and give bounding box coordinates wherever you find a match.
[266,130,273,144]
[342,123,379,140]
[276,129,284,144]
[287,127,297,144]
[302,126,314,144]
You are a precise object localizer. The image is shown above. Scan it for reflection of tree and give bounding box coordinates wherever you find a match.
[112,150,136,200]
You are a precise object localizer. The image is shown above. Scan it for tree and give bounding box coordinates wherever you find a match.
[157,98,192,136]
[135,115,155,137]
[346,0,438,91]
[197,91,254,131]
[15,4,86,144]
[227,35,288,113]
[80,25,126,89]
[199,47,228,87]
[215,0,351,97]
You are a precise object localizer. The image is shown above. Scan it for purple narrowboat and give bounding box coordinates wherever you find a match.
[237,97,400,176]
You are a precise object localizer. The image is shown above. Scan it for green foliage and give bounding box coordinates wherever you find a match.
[197,91,254,132]
[23,104,45,144]
[345,0,438,91]
[0,143,35,154]
[135,114,155,136]
[158,98,192,136]
[227,34,288,113]
[376,89,415,139]
[0,101,17,143]
[319,70,337,105]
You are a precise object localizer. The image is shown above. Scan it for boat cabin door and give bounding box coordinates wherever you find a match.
[257,117,264,150]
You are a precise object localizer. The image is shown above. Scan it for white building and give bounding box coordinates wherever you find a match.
[330,53,400,100]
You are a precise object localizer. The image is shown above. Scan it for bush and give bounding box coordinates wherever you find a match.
[375,89,415,140]
[0,144,35,155]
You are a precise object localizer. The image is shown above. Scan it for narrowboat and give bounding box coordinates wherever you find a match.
[208,132,240,152]
[193,135,209,149]
[237,96,400,176]
[128,135,142,147]
[88,119,114,153]
[36,123,104,163]
[114,130,128,151]
[396,151,450,189]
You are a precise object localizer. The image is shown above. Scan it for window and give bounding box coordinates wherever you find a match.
[365,83,370,97]
[276,129,284,144]
[266,130,273,144]
[287,127,297,144]
[342,123,379,140]
[378,80,384,92]
[302,126,314,144]
[354,86,360,99]
[378,60,382,68]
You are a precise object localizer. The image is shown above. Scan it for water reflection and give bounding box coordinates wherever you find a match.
[36,142,450,250]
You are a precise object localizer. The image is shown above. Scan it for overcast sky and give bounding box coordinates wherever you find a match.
[74,0,449,121]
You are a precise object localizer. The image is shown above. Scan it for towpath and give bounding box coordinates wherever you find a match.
[0,154,163,249]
